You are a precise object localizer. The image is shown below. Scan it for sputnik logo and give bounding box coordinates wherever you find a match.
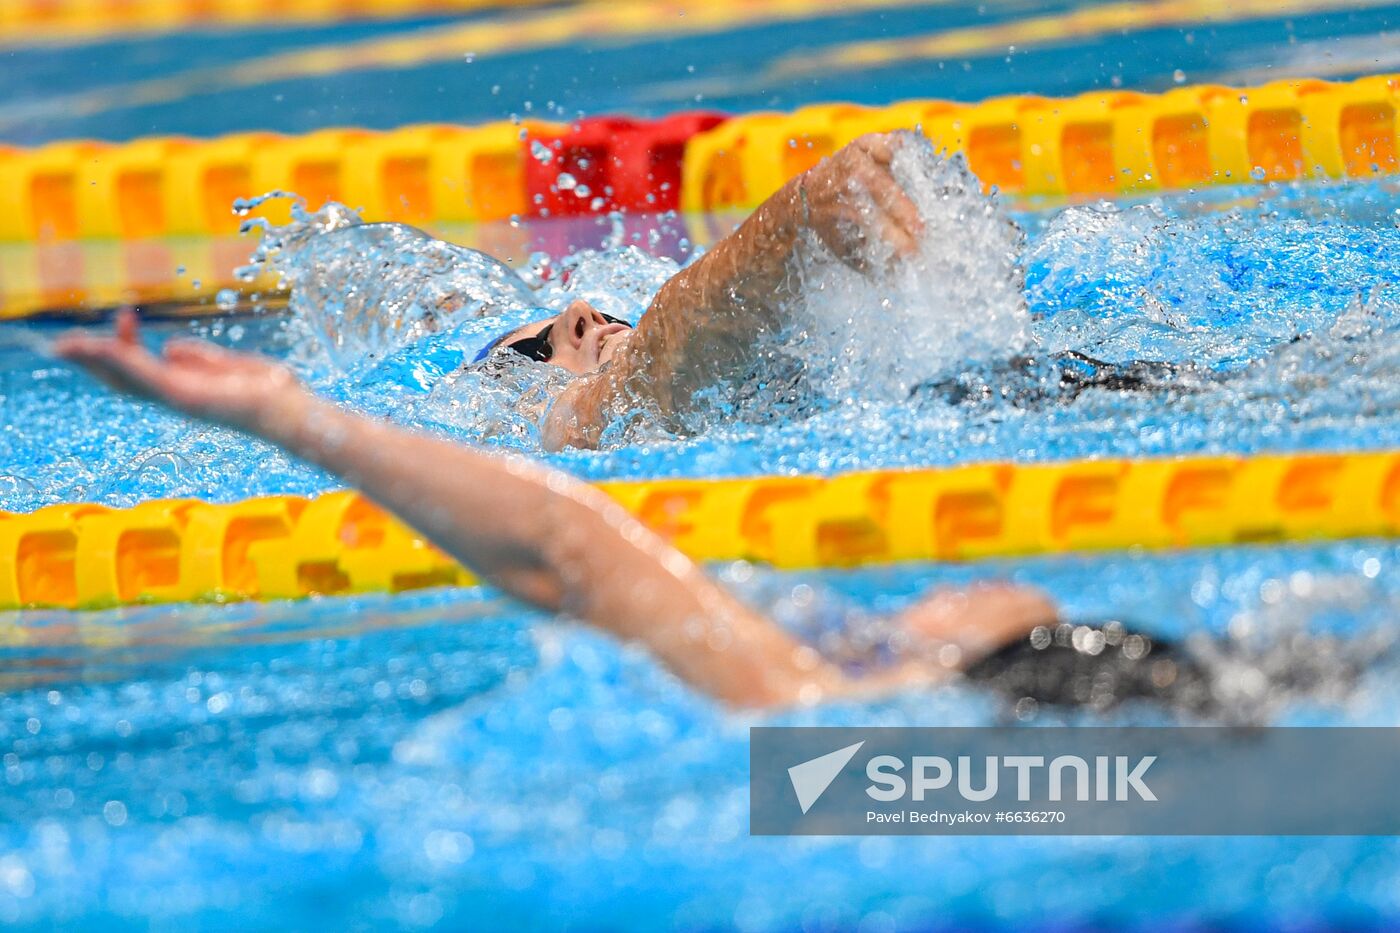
[788,741,865,814]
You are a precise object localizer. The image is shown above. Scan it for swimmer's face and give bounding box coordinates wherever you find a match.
[498,299,632,374]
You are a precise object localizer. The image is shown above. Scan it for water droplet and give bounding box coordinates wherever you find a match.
[102,800,127,827]
[530,140,553,164]
[1173,69,1186,84]
[556,172,577,191]
[215,288,239,311]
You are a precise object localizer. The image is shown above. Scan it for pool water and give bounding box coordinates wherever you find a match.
[5,159,1400,928]
[8,2,1400,928]
[6,171,1400,505]
[7,1,1400,145]
[3,546,1400,929]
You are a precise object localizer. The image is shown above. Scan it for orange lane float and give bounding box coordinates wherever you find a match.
[681,75,1400,211]
[1,75,1396,249]
[2,451,1396,610]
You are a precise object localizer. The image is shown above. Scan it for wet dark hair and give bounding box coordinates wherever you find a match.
[964,622,1213,715]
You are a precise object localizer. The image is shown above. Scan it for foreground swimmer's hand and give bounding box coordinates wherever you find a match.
[834,585,1055,698]
[894,584,1059,664]
[55,310,309,437]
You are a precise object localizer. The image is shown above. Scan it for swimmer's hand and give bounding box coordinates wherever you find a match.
[895,584,1058,666]
[794,131,925,271]
[54,310,308,436]
[826,584,1059,700]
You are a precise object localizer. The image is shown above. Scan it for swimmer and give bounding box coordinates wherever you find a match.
[461,130,1175,446]
[54,310,1205,711]
[471,131,941,449]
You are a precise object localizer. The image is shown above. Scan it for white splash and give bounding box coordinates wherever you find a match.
[786,134,1030,402]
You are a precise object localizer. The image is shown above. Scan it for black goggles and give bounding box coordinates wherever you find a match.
[504,312,632,362]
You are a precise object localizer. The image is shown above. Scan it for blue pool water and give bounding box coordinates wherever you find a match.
[5,1,1400,144]
[3,545,1400,929]
[8,3,1400,929]
[6,171,1400,506]
[4,160,1400,928]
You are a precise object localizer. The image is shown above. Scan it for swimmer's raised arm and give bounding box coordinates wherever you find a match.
[543,132,926,450]
[56,311,1052,706]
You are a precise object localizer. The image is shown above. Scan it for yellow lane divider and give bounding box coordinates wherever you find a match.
[1,74,1395,254]
[681,75,1400,210]
[3,450,1396,610]
[0,122,565,243]
[0,0,555,46]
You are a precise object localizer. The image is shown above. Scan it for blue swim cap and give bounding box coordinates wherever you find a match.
[472,330,513,364]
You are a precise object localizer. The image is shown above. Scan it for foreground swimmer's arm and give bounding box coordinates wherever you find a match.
[56,312,1053,706]
[543,132,926,449]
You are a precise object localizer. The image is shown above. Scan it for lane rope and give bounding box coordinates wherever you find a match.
[1,75,1394,250]
[3,450,1396,610]
[680,75,1400,210]
[1,0,554,45]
